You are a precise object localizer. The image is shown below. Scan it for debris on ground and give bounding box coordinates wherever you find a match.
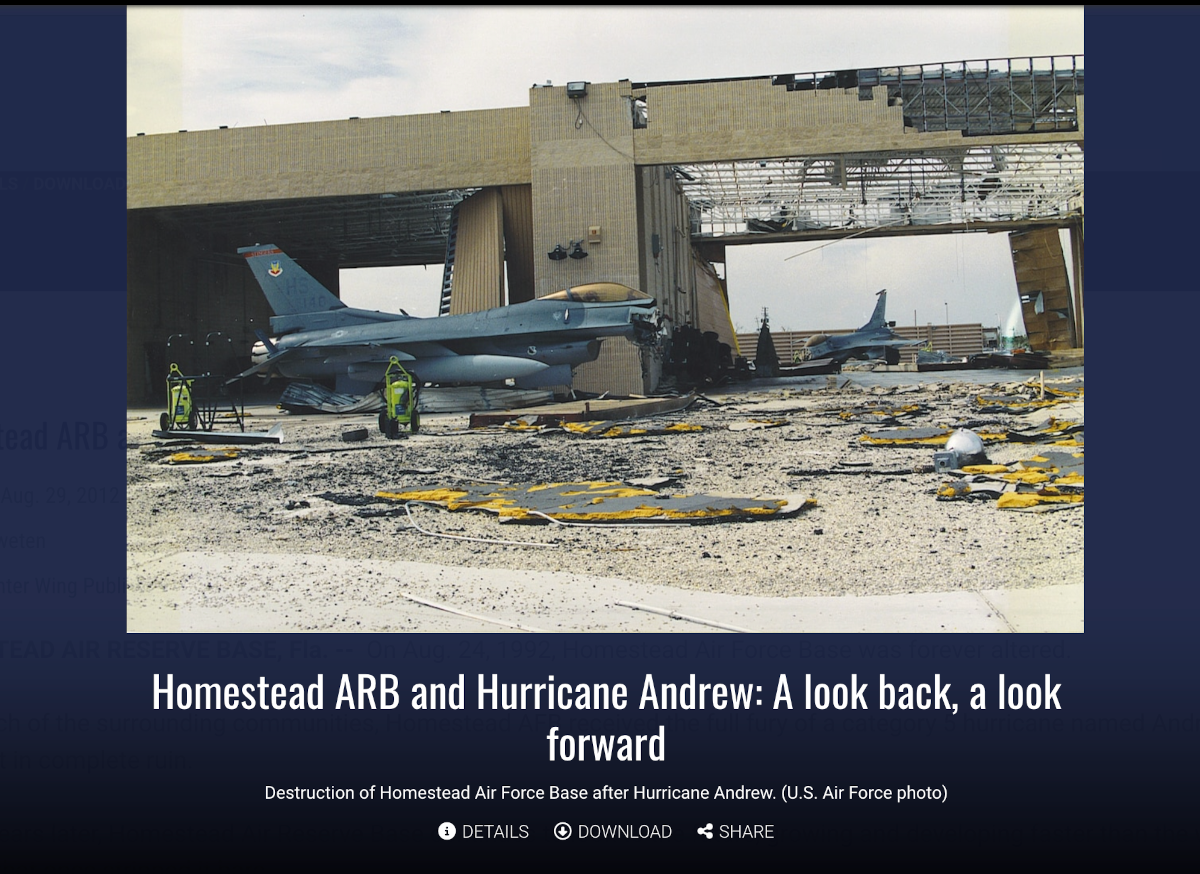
[860,427,1008,447]
[167,448,241,464]
[153,424,284,444]
[835,403,924,424]
[936,449,1084,510]
[128,367,1084,632]
[468,394,696,429]
[376,480,815,524]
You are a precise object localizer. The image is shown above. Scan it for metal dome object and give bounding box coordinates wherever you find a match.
[946,428,985,461]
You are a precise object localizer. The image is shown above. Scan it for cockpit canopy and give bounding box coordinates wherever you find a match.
[542,282,653,303]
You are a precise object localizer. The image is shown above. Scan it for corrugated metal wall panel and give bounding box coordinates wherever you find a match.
[1010,228,1076,350]
[1069,223,1084,347]
[694,258,738,354]
[450,188,504,314]
[635,165,697,326]
[500,185,535,304]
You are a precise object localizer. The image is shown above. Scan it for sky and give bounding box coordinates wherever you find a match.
[128,6,1083,338]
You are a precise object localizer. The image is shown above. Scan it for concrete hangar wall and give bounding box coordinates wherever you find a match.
[127,71,1077,401]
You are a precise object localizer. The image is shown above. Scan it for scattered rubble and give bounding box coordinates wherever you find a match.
[128,370,1084,628]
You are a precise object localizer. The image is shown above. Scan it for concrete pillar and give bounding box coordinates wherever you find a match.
[529,81,646,394]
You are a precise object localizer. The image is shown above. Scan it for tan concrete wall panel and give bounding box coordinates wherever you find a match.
[570,337,645,397]
[533,163,641,296]
[128,107,532,209]
[632,79,1076,165]
[530,83,640,298]
[529,83,647,393]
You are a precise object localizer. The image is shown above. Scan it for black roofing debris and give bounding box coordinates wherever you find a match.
[374,480,816,526]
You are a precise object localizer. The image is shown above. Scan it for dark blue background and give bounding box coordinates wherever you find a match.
[0,7,1189,861]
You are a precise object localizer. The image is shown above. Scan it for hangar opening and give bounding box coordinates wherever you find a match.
[719,230,1075,367]
[340,266,442,318]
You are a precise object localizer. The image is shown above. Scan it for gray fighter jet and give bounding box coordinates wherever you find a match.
[233,244,659,393]
[800,289,920,366]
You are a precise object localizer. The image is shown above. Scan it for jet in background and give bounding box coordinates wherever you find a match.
[800,289,920,365]
[233,244,659,393]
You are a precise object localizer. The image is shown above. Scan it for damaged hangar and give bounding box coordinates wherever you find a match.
[127,57,1083,402]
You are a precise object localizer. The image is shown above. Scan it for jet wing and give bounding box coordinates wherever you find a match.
[225,343,421,385]
[226,347,297,384]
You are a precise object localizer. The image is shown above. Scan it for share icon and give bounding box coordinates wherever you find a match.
[698,822,713,839]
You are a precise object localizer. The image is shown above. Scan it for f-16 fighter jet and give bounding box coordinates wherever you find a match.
[234,244,659,393]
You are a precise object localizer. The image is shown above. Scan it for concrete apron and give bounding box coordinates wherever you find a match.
[127,550,1082,634]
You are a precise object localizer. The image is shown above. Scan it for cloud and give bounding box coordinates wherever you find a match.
[726,234,1024,333]
[130,7,1082,133]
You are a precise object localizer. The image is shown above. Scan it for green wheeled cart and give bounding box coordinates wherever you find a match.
[378,356,420,439]
[160,362,197,432]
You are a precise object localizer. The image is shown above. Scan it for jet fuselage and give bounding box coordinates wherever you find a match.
[237,244,658,391]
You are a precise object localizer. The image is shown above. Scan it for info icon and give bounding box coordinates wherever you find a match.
[438,822,456,840]
[553,822,572,840]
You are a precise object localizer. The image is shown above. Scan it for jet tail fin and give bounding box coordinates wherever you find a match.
[238,244,346,317]
[862,289,888,330]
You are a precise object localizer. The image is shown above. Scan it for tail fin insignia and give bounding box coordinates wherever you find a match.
[238,244,345,317]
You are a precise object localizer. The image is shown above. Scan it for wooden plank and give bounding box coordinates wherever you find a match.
[468,393,697,428]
